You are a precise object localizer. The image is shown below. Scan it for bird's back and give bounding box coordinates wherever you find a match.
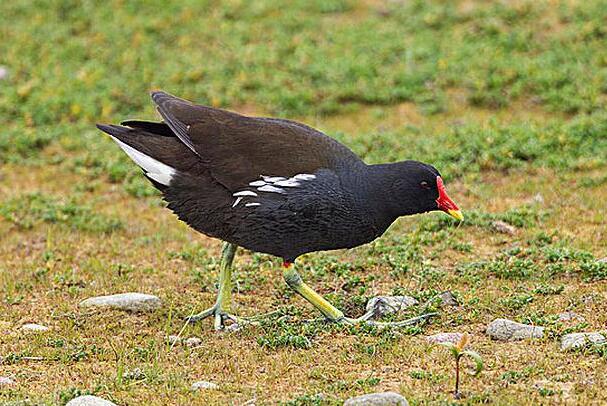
[98,92,384,261]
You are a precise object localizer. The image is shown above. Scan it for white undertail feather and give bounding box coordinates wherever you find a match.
[110,137,176,186]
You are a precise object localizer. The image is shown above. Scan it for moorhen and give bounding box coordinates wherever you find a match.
[97,91,463,330]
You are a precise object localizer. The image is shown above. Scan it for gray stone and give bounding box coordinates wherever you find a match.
[0,376,15,386]
[79,293,161,312]
[426,332,464,345]
[21,323,49,332]
[66,395,118,406]
[558,311,585,323]
[167,335,181,345]
[365,296,418,318]
[184,337,203,347]
[486,318,544,341]
[124,367,145,380]
[532,193,544,204]
[598,257,607,263]
[344,392,408,406]
[491,220,516,235]
[191,380,219,390]
[560,332,606,351]
[0,66,7,80]
[438,291,459,307]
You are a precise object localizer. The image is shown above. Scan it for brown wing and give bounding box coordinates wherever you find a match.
[151,91,362,191]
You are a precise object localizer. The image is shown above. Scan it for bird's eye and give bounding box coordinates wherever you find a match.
[420,181,430,190]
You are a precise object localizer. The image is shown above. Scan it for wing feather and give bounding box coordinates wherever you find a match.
[149,91,363,191]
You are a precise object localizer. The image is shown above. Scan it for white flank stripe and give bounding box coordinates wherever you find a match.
[258,185,286,194]
[294,174,316,181]
[273,179,301,187]
[249,180,266,187]
[245,202,261,207]
[262,176,286,183]
[232,197,243,208]
[233,190,258,197]
[111,136,176,186]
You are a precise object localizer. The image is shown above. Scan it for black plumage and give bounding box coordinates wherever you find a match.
[97,91,459,263]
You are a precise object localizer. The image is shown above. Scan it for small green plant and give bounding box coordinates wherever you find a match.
[440,333,483,399]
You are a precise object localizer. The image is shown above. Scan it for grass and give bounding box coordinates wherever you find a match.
[1,0,607,404]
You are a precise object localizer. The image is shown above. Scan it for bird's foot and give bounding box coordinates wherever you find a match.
[185,305,254,331]
[186,306,284,331]
[339,312,438,328]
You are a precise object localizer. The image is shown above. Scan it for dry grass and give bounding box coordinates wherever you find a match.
[2,0,607,404]
[2,103,607,405]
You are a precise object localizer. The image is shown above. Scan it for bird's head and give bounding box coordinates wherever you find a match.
[388,160,463,221]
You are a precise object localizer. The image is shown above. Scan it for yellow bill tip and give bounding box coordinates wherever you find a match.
[447,209,464,221]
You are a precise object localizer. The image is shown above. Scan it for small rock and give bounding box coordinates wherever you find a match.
[486,318,544,341]
[558,311,585,323]
[66,395,118,406]
[124,367,145,380]
[167,335,182,345]
[21,323,49,332]
[598,257,607,263]
[79,293,161,312]
[184,337,203,347]
[191,380,219,390]
[344,391,408,406]
[426,332,464,345]
[491,220,516,235]
[0,376,15,386]
[225,323,243,332]
[366,296,418,318]
[438,291,459,307]
[560,332,606,351]
[0,66,7,80]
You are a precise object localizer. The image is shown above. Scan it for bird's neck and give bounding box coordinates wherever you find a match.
[354,163,404,230]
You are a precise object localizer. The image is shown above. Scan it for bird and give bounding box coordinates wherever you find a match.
[97,91,463,330]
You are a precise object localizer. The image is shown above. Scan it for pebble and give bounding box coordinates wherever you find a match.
[365,296,418,318]
[426,332,464,345]
[558,311,585,323]
[124,367,145,380]
[21,323,49,332]
[65,395,118,406]
[491,220,516,235]
[168,335,181,345]
[486,318,544,341]
[532,193,544,204]
[438,291,459,307]
[0,66,7,80]
[560,332,606,351]
[79,293,161,312]
[344,391,409,405]
[184,337,203,347]
[0,376,15,386]
[167,335,203,347]
[191,380,219,390]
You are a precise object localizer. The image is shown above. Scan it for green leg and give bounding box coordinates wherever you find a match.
[283,266,437,328]
[186,242,241,330]
[283,267,345,321]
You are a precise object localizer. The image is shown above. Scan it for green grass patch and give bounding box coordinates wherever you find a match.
[0,192,122,233]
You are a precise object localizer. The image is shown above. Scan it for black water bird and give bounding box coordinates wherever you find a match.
[97,91,463,329]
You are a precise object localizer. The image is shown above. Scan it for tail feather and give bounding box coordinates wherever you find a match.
[120,120,175,137]
[97,124,178,186]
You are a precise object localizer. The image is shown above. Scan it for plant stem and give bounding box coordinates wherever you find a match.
[455,355,461,399]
